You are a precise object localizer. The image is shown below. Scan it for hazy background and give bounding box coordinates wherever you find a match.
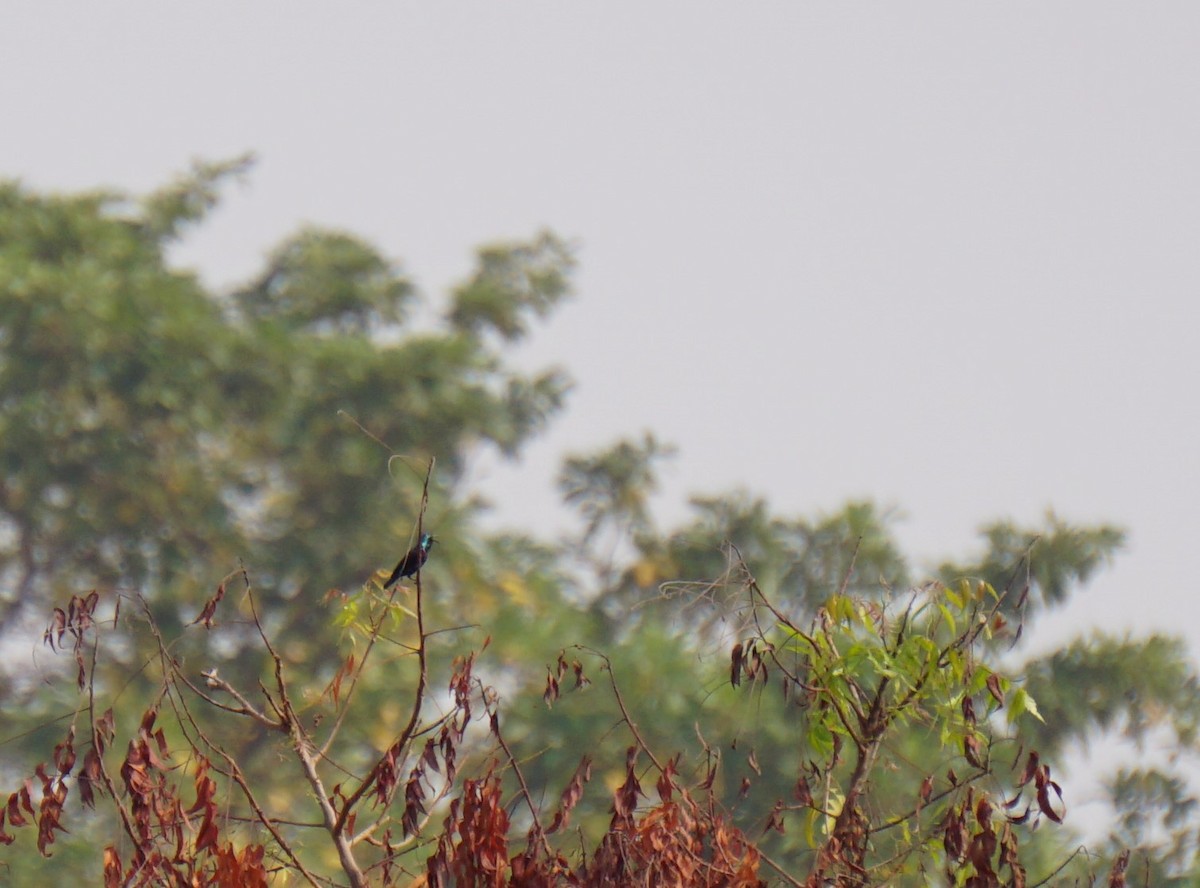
[4,5,1198,815]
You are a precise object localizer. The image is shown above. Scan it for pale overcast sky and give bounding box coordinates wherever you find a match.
[3,4,1198,676]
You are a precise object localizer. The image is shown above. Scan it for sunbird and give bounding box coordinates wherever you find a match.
[384,533,436,588]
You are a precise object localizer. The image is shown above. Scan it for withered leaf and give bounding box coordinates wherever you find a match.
[763,799,786,835]
[547,755,592,835]
[572,659,590,689]
[1108,849,1130,888]
[986,673,1005,706]
[963,734,985,769]
[1017,751,1040,788]
[190,582,226,629]
[918,774,934,806]
[795,774,813,806]
[961,695,976,726]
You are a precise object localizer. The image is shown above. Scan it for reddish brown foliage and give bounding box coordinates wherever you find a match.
[190,582,225,629]
[1108,849,1131,887]
[587,795,765,887]
[423,745,765,888]
[43,590,100,689]
[5,579,1127,887]
[546,755,592,835]
[428,766,513,888]
[583,744,764,887]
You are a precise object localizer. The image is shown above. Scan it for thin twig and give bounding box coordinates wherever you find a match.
[147,617,323,887]
[333,457,435,837]
[757,849,808,888]
[236,574,367,888]
[574,645,665,774]
[1030,844,1090,888]
[487,690,555,860]
[85,597,144,856]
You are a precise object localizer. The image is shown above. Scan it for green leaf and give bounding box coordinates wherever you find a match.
[1008,687,1045,724]
[936,602,957,637]
[803,807,819,848]
[808,720,835,760]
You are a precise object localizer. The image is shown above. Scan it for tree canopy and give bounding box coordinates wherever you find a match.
[0,165,1193,886]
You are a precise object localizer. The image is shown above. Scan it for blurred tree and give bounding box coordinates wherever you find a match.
[559,431,674,548]
[0,162,574,620]
[0,172,242,631]
[541,435,1200,882]
[0,164,579,878]
[1103,768,1197,885]
[937,511,1125,618]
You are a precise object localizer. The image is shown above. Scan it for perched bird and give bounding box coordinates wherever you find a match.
[384,533,436,588]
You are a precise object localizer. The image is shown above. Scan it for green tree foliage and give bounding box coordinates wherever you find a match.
[0,165,577,878]
[548,438,1200,883]
[0,174,241,621]
[0,167,1196,885]
[559,431,675,548]
[446,232,573,344]
[0,161,572,613]
[1024,635,1200,755]
[236,227,416,332]
[1104,768,1197,884]
[937,512,1125,618]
